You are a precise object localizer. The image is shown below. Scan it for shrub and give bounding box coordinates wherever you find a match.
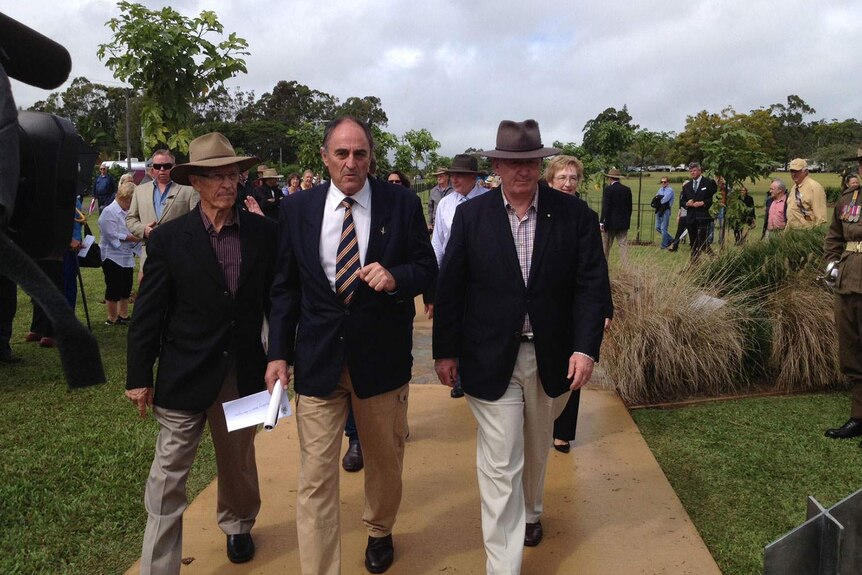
[600,229,844,405]
[600,267,752,404]
[694,228,826,295]
[766,284,841,391]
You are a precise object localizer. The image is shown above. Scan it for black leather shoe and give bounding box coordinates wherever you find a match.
[825,418,862,439]
[524,521,543,547]
[342,440,364,472]
[450,384,464,398]
[226,533,255,563]
[553,440,571,454]
[0,354,22,365]
[365,534,394,573]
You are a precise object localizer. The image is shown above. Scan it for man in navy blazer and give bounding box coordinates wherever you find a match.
[266,117,436,575]
[679,161,717,262]
[433,120,609,573]
[126,133,276,572]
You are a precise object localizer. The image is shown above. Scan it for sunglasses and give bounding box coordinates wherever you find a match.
[387,179,403,185]
[152,163,174,171]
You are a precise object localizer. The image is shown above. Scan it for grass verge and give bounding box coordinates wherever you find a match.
[633,393,862,575]
[0,219,217,575]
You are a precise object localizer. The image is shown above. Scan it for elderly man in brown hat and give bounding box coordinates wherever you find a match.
[429,153,488,398]
[125,132,277,574]
[252,167,285,220]
[433,119,609,574]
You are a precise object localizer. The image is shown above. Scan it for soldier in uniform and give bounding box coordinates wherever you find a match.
[824,174,862,441]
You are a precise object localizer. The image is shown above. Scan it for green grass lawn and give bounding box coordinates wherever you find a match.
[632,394,862,575]
[0,218,217,575]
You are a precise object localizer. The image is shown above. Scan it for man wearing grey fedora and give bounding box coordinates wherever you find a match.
[126,132,276,573]
[433,119,609,573]
[429,153,488,398]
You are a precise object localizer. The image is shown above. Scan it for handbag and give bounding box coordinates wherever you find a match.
[77,223,102,268]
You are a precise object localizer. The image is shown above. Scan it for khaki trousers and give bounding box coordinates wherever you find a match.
[140,368,260,575]
[465,342,569,575]
[602,228,628,264]
[835,294,862,418]
[295,368,409,575]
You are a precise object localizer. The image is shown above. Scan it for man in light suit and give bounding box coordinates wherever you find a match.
[265,116,437,575]
[126,149,199,278]
[433,119,609,574]
[679,161,717,262]
[125,133,276,574]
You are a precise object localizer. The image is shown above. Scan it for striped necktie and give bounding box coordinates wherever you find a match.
[335,197,360,305]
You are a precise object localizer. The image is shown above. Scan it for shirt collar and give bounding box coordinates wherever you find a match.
[501,186,539,212]
[328,178,371,210]
[199,206,239,233]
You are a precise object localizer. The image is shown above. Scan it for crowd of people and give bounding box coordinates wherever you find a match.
[4,114,862,575]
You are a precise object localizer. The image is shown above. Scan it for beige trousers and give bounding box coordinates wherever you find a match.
[140,368,260,575]
[466,342,569,575]
[602,228,629,264]
[295,367,409,575]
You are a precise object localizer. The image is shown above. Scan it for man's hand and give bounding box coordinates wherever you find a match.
[265,360,292,394]
[244,196,264,216]
[144,221,157,239]
[125,387,154,418]
[435,358,459,388]
[70,239,82,251]
[566,353,595,391]
[358,262,396,292]
[425,303,434,319]
[604,318,612,332]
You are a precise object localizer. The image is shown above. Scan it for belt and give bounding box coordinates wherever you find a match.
[519,332,535,342]
[846,241,862,253]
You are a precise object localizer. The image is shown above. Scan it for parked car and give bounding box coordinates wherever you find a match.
[101,160,148,184]
[671,164,687,172]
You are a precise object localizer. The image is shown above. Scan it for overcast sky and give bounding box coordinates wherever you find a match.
[5,1,861,156]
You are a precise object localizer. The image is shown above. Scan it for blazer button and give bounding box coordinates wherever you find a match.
[222,351,229,357]
[223,291,229,297]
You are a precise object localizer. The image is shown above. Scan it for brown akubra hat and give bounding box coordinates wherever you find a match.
[171,132,259,185]
[444,154,481,174]
[480,119,561,159]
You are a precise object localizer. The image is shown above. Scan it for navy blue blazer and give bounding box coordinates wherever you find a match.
[126,206,277,411]
[267,178,437,399]
[433,186,609,401]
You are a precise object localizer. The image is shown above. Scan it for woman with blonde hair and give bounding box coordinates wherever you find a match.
[98,180,141,324]
[543,155,613,453]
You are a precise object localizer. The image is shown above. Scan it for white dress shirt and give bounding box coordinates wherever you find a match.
[319,179,372,292]
[431,183,488,265]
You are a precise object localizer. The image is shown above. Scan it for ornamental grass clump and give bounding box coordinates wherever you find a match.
[601,267,752,405]
[695,228,825,295]
[767,284,841,392]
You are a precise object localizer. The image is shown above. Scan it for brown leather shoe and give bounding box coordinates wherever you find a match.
[524,521,543,547]
[342,440,364,472]
[24,332,41,342]
[38,337,56,348]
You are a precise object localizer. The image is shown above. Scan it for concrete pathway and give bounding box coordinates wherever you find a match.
[125,302,721,575]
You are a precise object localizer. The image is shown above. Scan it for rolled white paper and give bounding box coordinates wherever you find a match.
[264,380,284,430]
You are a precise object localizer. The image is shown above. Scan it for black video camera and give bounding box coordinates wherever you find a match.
[0,11,104,388]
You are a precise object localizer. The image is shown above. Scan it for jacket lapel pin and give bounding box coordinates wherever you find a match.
[380,225,386,235]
